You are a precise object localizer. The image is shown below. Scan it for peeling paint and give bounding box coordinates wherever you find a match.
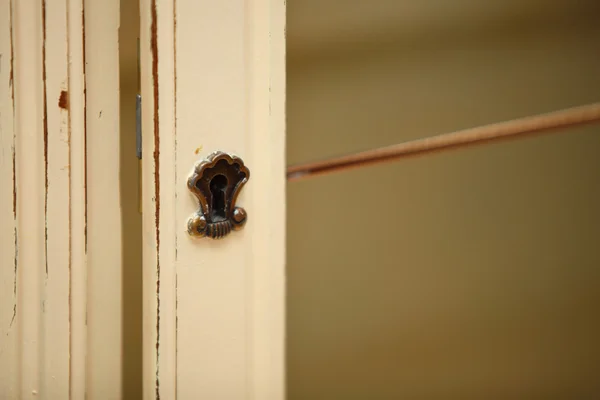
[151,0,161,397]
[58,90,69,110]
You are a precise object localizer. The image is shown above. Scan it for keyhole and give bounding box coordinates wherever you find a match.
[210,174,228,221]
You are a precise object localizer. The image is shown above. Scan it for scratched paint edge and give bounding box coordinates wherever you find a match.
[41,0,73,395]
[66,0,88,397]
[150,0,161,398]
[9,0,18,331]
[42,0,49,278]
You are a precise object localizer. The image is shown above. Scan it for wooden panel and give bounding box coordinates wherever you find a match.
[12,0,47,396]
[84,0,122,398]
[43,0,70,396]
[140,0,286,398]
[0,0,122,398]
[0,0,18,396]
[68,0,88,397]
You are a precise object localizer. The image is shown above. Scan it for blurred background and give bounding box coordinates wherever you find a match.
[286,1,600,399]
[119,0,600,398]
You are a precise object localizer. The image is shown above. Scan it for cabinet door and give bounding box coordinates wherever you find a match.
[139,1,286,398]
[0,0,122,398]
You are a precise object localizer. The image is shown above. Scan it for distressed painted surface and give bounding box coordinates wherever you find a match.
[0,0,18,397]
[84,0,123,398]
[0,0,121,398]
[67,0,88,397]
[12,0,47,396]
[140,0,286,398]
[43,0,71,396]
[0,0,73,397]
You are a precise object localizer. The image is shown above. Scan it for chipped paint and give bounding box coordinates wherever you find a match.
[58,90,68,110]
[150,0,161,397]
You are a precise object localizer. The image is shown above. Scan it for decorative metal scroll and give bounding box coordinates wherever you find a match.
[187,151,249,239]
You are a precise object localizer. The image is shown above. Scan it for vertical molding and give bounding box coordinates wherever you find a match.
[42,0,70,397]
[140,0,177,397]
[246,1,286,397]
[0,0,77,397]
[68,0,88,397]
[12,0,46,397]
[1,0,121,398]
[0,0,18,396]
[83,0,122,398]
[140,0,286,398]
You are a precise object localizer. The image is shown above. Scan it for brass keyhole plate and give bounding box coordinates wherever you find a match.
[187,151,249,239]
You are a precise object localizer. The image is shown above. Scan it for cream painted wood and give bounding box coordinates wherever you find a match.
[0,0,122,398]
[43,0,71,397]
[140,0,286,398]
[0,0,18,396]
[84,0,123,398]
[68,0,88,397]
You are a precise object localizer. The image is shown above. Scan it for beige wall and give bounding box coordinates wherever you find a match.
[287,20,600,399]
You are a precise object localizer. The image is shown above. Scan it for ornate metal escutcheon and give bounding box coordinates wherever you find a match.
[187,151,250,239]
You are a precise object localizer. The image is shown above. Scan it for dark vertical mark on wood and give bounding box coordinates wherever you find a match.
[12,152,16,218]
[9,0,15,103]
[82,2,87,253]
[9,0,18,327]
[59,90,69,110]
[150,0,161,398]
[42,0,49,276]
[10,304,16,327]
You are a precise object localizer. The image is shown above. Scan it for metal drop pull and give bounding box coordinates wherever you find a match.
[187,151,249,239]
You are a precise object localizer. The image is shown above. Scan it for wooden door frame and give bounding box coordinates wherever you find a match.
[139,0,286,398]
